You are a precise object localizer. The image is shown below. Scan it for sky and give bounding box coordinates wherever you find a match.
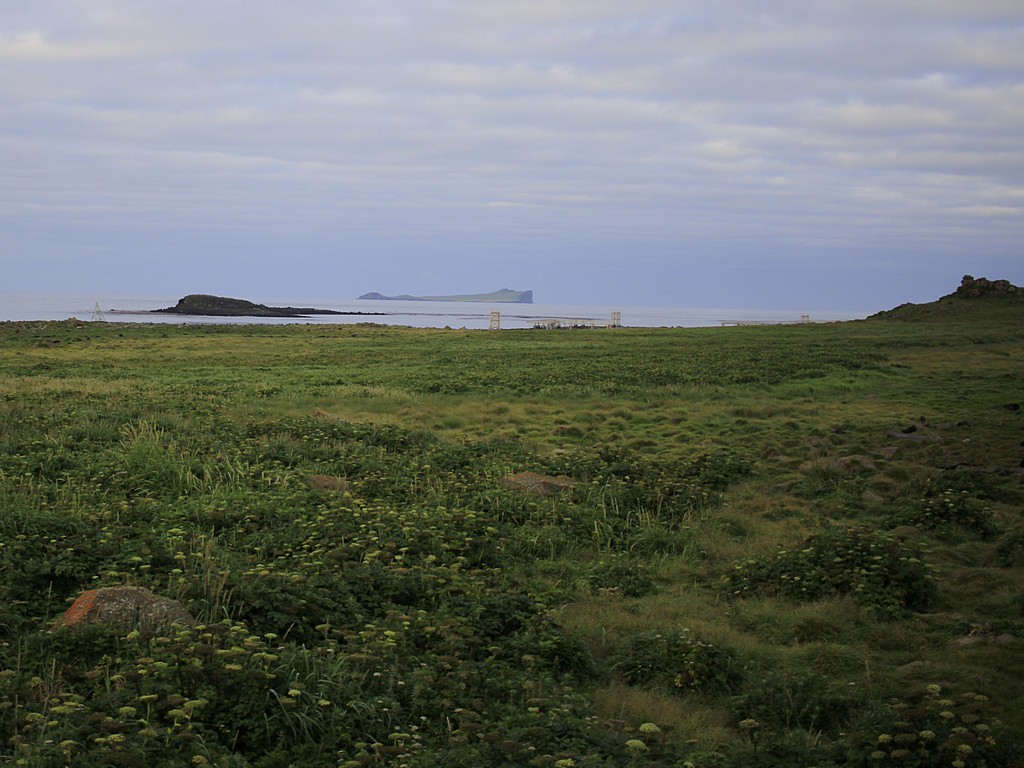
[2,1,1023,312]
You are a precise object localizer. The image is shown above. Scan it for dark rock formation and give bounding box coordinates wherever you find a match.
[955,274,1019,298]
[869,275,1023,321]
[152,294,349,317]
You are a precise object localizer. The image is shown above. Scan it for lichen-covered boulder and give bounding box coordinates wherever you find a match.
[55,586,194,633]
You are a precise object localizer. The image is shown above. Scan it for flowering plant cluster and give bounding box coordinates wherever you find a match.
[727,526,937,619]
[865,685,1006,768]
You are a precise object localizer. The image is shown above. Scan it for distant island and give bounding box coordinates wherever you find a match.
[146,294,383,318]
[358,289,533,304]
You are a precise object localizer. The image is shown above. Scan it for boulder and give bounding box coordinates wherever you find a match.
[887,430,924,441]
[837,454,876,472]
[950,631,1016,648]
[55,586,193,633]
[308,474,351,493]
[499,471,576,496]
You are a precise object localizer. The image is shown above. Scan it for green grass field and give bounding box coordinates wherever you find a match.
[1,302,1022,767]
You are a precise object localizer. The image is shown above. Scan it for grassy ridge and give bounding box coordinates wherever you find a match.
[1,313,1022,767]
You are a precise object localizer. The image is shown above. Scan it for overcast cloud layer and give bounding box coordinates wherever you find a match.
[3,1,1022,310]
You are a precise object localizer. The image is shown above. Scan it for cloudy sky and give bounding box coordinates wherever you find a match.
[3,1,1022,311]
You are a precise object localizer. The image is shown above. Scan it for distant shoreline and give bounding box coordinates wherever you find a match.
[359,288,533,304]
[0,291,871,328]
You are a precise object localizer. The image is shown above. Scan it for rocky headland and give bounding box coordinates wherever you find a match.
[869,275,1022,321]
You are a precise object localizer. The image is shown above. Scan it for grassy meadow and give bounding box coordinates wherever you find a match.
[1,302,1022,767]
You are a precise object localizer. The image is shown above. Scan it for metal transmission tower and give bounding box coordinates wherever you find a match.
[91,302,107,322]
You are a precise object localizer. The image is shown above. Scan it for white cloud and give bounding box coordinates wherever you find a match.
[0,28,131,60]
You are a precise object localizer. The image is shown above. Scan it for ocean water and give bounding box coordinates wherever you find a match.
[0,291,869,330]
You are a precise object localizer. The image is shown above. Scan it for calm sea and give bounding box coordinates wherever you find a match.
[0,292,868,330]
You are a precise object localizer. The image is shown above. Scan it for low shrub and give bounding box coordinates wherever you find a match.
[731,669,859,735]
[551,445,752,524]
[586,557,656,597]
[726,526,937,619]
[615,628,745,694]
[897,489,1000,539]
[845,684,1012,768]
